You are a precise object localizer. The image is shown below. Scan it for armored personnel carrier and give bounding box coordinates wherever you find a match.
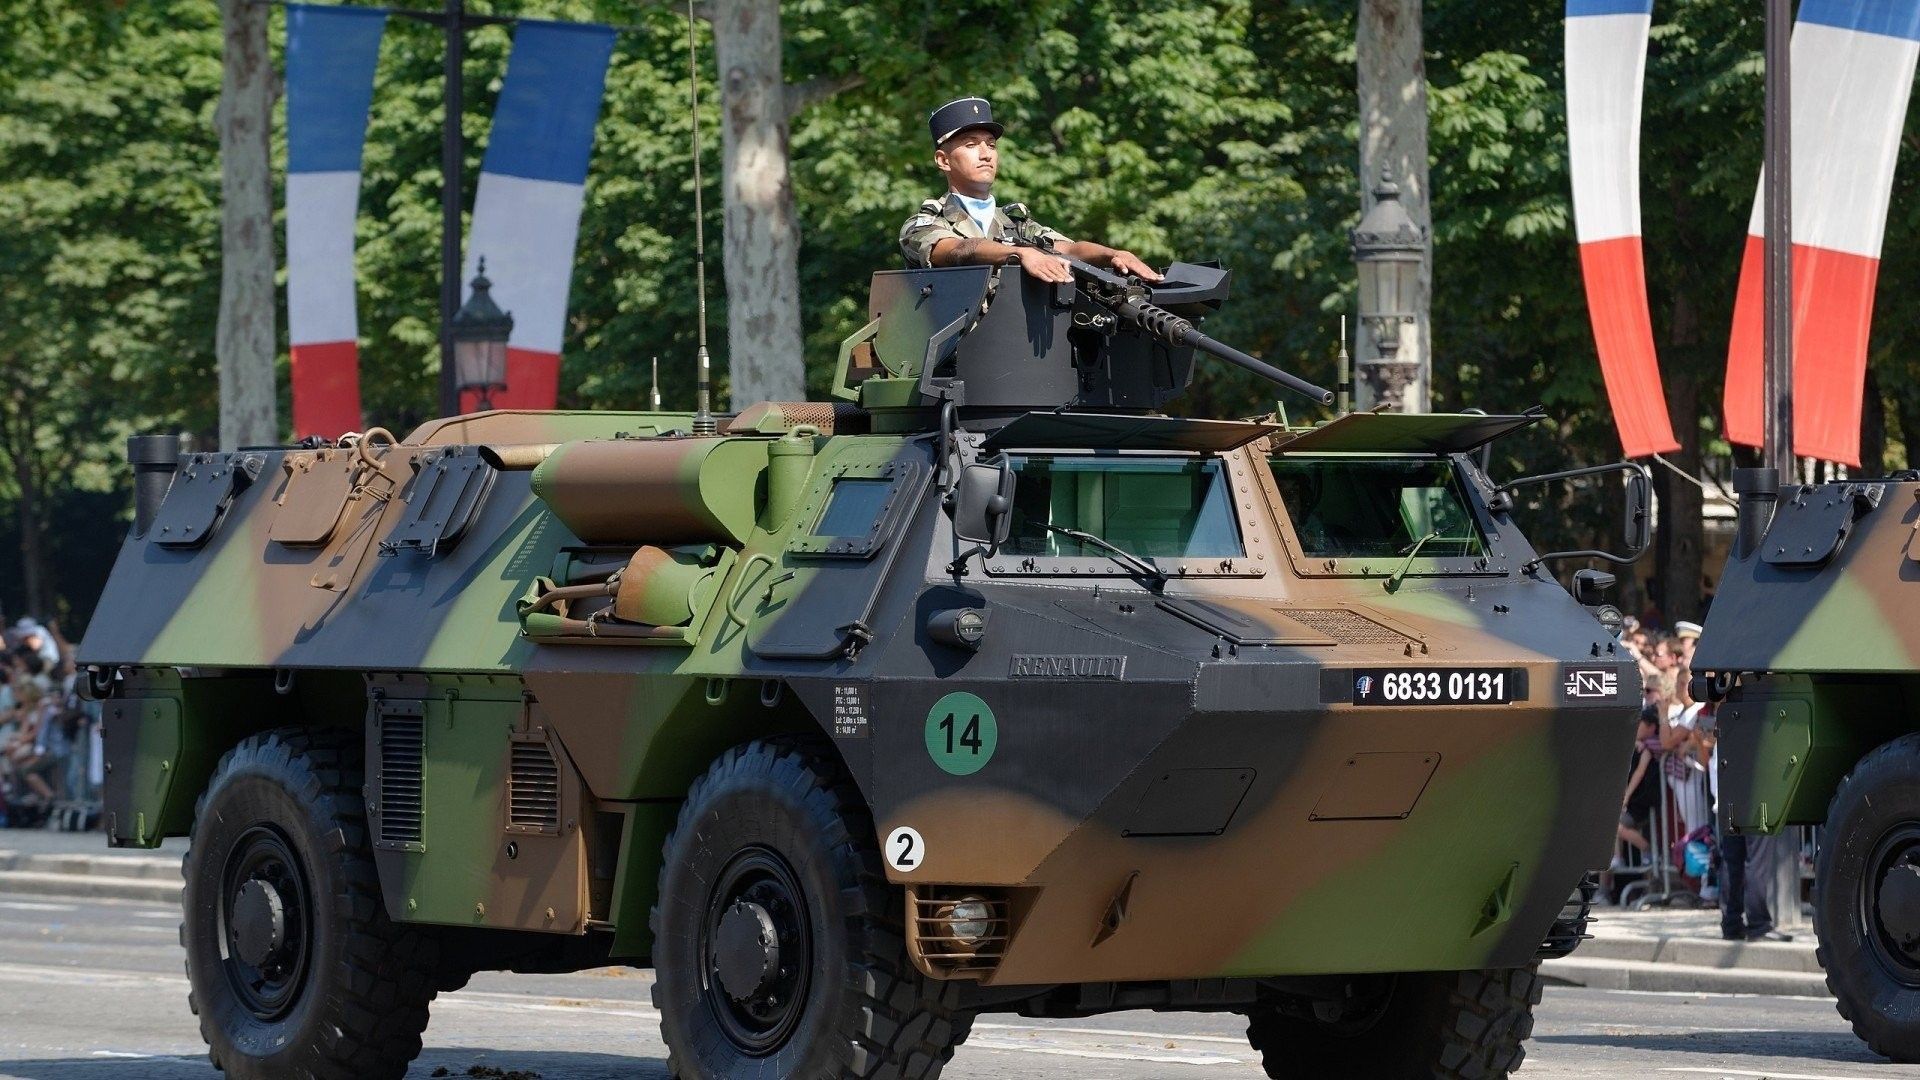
[1693,467,1920,1063]
[82,256,1645,1079]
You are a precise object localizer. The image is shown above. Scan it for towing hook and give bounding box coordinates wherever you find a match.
[85,665,118,700]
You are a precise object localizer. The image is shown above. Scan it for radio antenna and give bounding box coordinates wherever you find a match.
[1336,315,1352,416]
[687,0,715,435]
[651,355,662,410]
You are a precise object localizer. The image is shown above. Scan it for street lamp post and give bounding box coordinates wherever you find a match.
[1351,171,1428,412]
[452,258,513,411]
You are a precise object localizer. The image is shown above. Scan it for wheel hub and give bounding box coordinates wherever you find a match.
[218,824,312,1022]
[701,847,812,1055]
[713,899,781,1003]
[230,879,287,968]
[1878,861,1920,960]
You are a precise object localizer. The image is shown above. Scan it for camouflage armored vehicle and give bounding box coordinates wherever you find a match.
[1693,467,1920,1063]
[82,256,1647,1079]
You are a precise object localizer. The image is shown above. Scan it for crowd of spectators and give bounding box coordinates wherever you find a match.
[1612,615,1792,942]
[0,617,99,830]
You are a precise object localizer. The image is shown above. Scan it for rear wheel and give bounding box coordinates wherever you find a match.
[1246,965,1539,1079]
[1816,733,1920,1063]
[651,738,970,1079]
[181,728,438,1080]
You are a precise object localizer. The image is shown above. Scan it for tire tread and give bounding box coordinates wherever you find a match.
[650,737,970,1080]
[185,727,438,1080]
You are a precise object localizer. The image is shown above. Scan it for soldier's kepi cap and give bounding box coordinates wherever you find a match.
[929,97,1003,148]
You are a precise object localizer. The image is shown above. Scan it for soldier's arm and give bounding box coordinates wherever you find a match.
[1054,239,1163,282]
[929,237,1073,284]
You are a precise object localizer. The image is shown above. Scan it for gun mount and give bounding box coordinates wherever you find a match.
[832,258,1332,424]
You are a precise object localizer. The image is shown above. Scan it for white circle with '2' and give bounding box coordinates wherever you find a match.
[884,826,925,874]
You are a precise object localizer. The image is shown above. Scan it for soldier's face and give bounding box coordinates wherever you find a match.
[936,131,999,193]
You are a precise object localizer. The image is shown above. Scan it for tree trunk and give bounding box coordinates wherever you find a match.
[216,0,278,449]
[1654,373,1704,624]
[711,0,805,406]
[1355,0,1432,412]
[9,393,49,621]
[1860,365,1886,477]
[1655,288,1705,627]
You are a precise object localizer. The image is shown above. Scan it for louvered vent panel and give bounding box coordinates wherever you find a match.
[509,739,561,831]
[378,711,425,845]
[1283,608,1410,646]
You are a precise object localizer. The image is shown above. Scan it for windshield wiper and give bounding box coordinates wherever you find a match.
[1384,530,1443,593]
[1041,524,1168,588]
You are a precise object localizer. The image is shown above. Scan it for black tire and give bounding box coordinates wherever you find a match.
[181,728,438,1080]
[1246,965,1540,1079]
[1816,732,1920,1063]
[651,738,971,1080]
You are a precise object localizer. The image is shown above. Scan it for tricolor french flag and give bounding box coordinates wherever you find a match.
[1724,0,1920,466]
[284,4,385,439]
[462,21,616,412]
[1566,0,1679,459]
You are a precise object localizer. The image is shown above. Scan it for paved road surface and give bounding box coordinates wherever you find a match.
[0,894,1905,1079]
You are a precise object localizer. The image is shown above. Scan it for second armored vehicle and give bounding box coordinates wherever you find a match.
[1694,467,1920,1063]
[83,257,1643,1078]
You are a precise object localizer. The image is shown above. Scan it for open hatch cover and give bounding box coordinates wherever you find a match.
[1270,411,1543,455]
[982,411,1278,453]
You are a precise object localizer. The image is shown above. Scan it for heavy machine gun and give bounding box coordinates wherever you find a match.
[1020,239,1334,407]
[831,248,1331,422]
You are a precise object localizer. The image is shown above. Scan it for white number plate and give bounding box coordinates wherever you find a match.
[1349,668,1521,706]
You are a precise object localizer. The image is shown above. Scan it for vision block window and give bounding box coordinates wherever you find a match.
[1005,456,1243,558]
[814,478,896,537]
[1267,457,1485,560]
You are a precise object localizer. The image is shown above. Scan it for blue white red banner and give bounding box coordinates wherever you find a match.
[1724,0,1920,465]
[462,21,617,412]
[284,3,385,438]
[1565,0,1679,459]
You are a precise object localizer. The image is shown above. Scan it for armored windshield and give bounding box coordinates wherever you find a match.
[1267,456,1486,559]
[1005,455,1243,558]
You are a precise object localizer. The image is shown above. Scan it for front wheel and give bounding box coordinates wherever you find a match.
[181,728,438,1080]
[1816,733,1920,1063]
[651,738,970,1080]
[1245,965,1540,1079]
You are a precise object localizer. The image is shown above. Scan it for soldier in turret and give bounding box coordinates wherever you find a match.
[899,97,1160,284]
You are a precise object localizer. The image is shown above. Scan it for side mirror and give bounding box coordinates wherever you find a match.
[1495,460,1653,572]
[949,453,1014,557]
[1624,466,1651,554]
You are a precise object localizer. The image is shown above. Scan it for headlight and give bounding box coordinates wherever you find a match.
[947,897,994,944]
[1592,604,1625,638]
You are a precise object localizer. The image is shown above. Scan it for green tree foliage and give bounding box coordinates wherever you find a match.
[6,0,1907,630]
[0,1,225,626]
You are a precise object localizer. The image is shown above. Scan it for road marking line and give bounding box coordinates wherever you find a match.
[972,1020,1247,1045]
[132,911,178,920]
[436,997,660,1022]
[0,901,77,912]
[1658,1060,1896,1068]
[1661,1069,1898,1080]
[965,1035,1241,1065]
[0,960,183,988]
[1598,987,1833,1003]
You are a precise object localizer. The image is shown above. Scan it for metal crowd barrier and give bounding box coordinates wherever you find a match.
[1613,749,1711,910]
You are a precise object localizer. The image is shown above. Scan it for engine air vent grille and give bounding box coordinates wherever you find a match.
[509,737,562,833]
[377,707,425,846]
[1283,608,1411,646]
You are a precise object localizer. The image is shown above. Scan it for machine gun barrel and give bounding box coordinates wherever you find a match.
[1111,294,1335,406]
[1027,243,1335,406]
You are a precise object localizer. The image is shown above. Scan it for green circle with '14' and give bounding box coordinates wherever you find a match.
[925,692,997,776]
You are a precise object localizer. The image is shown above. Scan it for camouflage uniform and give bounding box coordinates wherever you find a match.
[898,193,1070,269]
